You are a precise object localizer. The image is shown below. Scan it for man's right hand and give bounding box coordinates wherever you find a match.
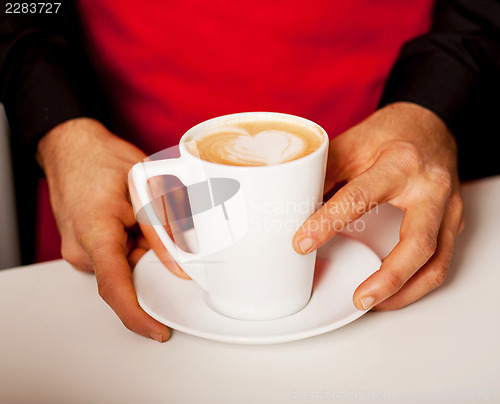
[36,118,186,342]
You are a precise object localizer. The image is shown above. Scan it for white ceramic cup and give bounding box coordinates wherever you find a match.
[131,112,328,320]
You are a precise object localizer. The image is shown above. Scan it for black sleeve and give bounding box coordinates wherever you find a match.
[380,0,500,180]
[0,0,107,154]
[0,1,109,264]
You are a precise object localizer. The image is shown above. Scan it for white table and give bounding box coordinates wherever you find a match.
[1,176,499,404]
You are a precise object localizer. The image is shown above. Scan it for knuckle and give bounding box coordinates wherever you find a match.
[72,214,119,257]
[414,234,438,260]
[72,215,95,241]
[425,264,448,290]
[429,169,453,199]
[120,318,135,333]
[341,183,371,215]
[448,193,464,215]
[61,241,93,272]
[383,141,423,175]
[383,270,405,292]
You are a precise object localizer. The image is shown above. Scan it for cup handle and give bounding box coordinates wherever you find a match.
[130,158,209,289]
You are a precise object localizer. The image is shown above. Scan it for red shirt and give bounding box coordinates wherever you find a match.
[36,0,433,261]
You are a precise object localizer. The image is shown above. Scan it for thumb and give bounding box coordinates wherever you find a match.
[293,158,398,254]
[139,222,190,279]
[323,127,373,194]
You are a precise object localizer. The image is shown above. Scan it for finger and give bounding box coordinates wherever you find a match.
[323,145,345,196]
[60,233,95,273]
[374,193,463,310]
[352,198,445,310]
[127,235,150,269]
[323,131,362,192]
[455,195,465,235]
[457,215,465,235]
[79,217,171,342]
[124,225,150,268]
[139,222,190,279]
[134,183,190,279]
[293,157,401,254]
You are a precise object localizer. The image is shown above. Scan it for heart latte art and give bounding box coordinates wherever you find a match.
[186,121,323,166]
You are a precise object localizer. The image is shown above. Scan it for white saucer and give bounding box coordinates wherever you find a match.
[133,235,381,345]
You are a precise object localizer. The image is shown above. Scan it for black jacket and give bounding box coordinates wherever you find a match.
[1,0,499,178]
[1,0,499,262]
[380,0,500,180]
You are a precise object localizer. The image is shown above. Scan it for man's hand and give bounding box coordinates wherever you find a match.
[36,118,185,341]
[293,102,464,311]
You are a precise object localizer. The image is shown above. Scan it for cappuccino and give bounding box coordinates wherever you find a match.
[185,118,323,166]
[132,112,328,320]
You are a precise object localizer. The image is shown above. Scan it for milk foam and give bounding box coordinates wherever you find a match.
[224,129,305,165]
[187,120,323,166]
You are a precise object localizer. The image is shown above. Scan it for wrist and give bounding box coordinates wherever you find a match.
[36,117,101,173]
[381,102,456,147]
[383,102,451,133]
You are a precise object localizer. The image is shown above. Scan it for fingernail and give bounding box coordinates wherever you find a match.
[360,296,375,310]
[298,237,314,254]
[150,333,165,343]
